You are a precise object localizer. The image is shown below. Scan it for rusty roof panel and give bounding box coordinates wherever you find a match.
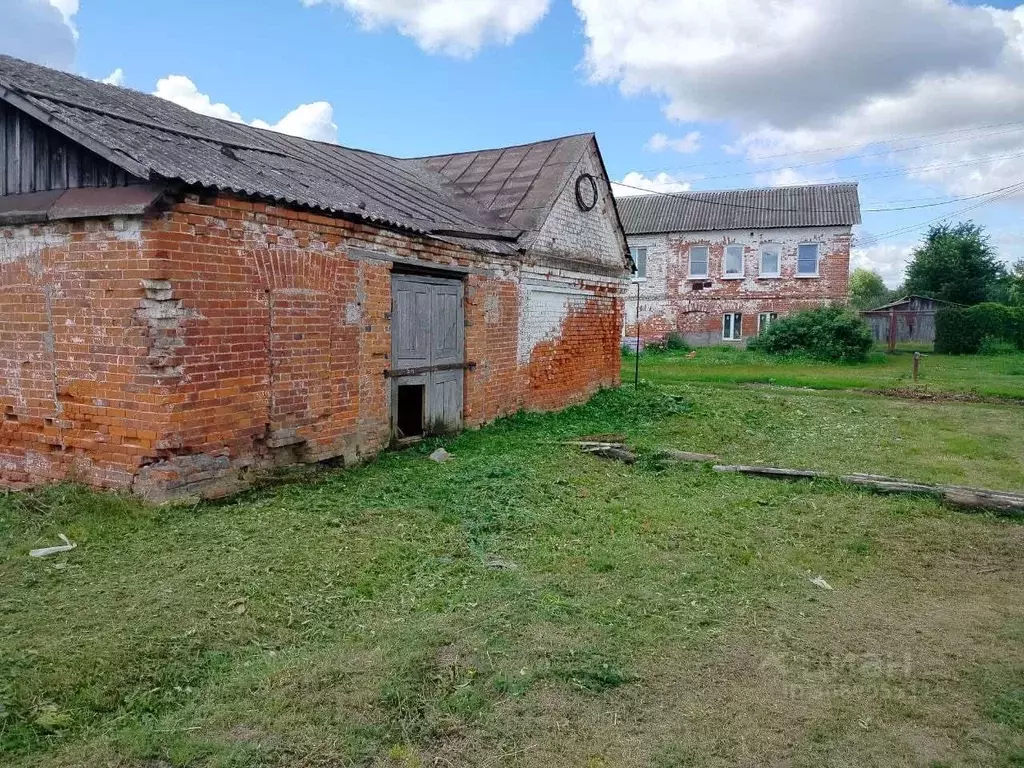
[410,134,593,242]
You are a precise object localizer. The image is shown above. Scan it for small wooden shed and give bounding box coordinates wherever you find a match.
[860,295,953,348]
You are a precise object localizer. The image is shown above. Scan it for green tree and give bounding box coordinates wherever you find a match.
[1007,259,1024,307]
[904,222,1005,305]
[848,268,891,309]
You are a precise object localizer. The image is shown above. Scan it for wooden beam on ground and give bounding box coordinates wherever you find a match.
[713,465,825,480]
[710,464,1023,516]
[656,449,720,463]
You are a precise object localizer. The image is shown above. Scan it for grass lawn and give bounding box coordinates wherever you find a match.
[631,345,1024,400]
[2,375,1022,767]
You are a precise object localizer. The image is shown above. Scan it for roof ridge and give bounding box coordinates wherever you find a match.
[0,54,430,163]
[407,132,595,161]
[618,181,860,202]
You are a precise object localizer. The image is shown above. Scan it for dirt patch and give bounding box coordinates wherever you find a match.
[866,387,1024,406]
[739,380,1024,406]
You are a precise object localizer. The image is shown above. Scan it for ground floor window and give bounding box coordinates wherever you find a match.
[758,312,778,333]
[723,312,743,341]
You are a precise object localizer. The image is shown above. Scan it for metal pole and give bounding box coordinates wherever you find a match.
[634,281,641,388]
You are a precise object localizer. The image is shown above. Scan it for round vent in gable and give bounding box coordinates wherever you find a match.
[575,173,599,212]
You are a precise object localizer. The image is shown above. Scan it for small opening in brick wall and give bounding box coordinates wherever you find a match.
[4,413,18,422]
[396,385,425,439]
[44,418,54,426]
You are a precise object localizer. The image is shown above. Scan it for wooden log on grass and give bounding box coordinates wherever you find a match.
[940,488,1024,515]
[585,446,638,464]
[712,465,1024,516]
[713,465,825,480]
[656,449,721,463]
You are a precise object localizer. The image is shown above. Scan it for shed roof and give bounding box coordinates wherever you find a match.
[617,183,861,235]
[0,55,611,256]
[861,295,954,313]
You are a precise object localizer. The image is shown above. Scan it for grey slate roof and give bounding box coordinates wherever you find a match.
[411,134,595,245]
[861,295,952,313]
[617,183,861,235]
[0,55,605,254]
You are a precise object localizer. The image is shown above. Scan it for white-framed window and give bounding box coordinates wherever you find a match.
[689,246,709,278]
[724,245,744,278]
[723,312,743,341]
[630,246,648,282]
[759,244,781,277]
[797,243,821,277]
[758,312,778,333]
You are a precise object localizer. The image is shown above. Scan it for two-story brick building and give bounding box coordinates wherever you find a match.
[0,55,630,501]
[620,184,861,346]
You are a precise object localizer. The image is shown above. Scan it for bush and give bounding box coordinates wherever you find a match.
[747,306,873,362]
[935,303,1024,354]
[664,332,689,352]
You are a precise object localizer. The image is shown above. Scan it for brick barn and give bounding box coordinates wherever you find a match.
[0,55,630,501]
[619,184,861,346]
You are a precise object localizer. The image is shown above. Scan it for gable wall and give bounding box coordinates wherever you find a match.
[530,140,627,273]
[0,100,133,196]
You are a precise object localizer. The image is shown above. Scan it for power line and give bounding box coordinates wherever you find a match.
[635,139,1024,188]
[634,118,1024,175]
[762,150,1024,187]
[857,182,1024,248]
[612,177,1024,215]
[615,151,1024,205]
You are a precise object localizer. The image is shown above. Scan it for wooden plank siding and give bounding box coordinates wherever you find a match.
[0,100,130,196]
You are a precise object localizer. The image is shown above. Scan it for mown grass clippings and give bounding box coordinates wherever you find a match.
[2,378,1022,767]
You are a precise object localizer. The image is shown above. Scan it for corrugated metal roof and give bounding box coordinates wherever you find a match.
[616,183,861,235]
[0,54,580,254]
[412,134,595,245]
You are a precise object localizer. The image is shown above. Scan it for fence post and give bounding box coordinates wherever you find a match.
[634,281,641,388]
[913,351,921,382]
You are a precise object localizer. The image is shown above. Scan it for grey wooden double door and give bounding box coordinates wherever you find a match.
[391,274,465,435]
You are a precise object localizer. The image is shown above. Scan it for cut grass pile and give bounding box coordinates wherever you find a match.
[1,384,1022,767]
[630,345,1024,400]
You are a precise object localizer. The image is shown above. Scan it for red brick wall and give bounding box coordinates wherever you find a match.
[0,192,624,499]
[625,226,852,345]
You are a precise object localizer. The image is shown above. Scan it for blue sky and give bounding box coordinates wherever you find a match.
[6,0,1024,285]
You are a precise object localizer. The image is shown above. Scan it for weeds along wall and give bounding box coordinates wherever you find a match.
[0,192,624,501]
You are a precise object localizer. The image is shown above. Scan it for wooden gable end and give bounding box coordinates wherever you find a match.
[0,100,138,197]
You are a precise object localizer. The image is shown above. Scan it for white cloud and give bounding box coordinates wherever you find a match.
[646,131,701,154]
[2,0,78,69]
[301,0,550,56]
[154,75,246,122]
[572,0,1024,198]
[612,171,692,197]
[850,239,914,288]
[48,0,78,33]
[252,102,338,143]
[101,68,125,86]
[154,75,340,143]
[754,167,829,188]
